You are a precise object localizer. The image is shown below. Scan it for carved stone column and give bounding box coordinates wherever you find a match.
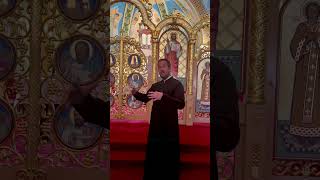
[247,0,268,104]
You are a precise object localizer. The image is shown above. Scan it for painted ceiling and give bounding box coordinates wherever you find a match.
[111,0,210,37]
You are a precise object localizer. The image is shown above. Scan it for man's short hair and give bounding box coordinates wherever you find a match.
[158,58,171,68]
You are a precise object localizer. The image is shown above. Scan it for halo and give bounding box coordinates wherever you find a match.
[132,73,139,80]
[70,39,93,60]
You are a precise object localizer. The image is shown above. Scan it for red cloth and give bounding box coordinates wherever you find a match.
[165,52,179,77]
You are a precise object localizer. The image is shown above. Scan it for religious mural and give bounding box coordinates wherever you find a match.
[196,59,210,113]
[274,0,320,176]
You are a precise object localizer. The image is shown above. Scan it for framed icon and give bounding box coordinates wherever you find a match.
[0,100,14,144]
[54,105,103,150]
[127,94,142,109]
[0,35,16,80]
[128,54,141,69]
[57,0,101,22]
[55,35,106,86]
[127,73,143,89]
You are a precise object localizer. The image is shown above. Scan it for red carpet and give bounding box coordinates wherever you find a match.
[110,120,210,180]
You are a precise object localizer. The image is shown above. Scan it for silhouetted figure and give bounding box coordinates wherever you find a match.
[212,58,240,180]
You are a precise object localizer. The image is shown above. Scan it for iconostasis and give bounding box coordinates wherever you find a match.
[110,0,211,125]
[0,0,108,179]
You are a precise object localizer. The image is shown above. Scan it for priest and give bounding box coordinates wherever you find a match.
[132,58,185,180]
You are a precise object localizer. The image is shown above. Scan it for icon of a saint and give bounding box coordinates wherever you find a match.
[289,2,320,137]
[200,62,210,105]
[61,40,94,85]
[164,32,182,77]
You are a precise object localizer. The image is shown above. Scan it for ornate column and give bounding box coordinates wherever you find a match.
[185,37,196,126]
[243,0,270,179]
[17,0,46,179]
[247,0,268,104]
[117,32,125,119]
[151,31,159,83]
[145,32,160,123]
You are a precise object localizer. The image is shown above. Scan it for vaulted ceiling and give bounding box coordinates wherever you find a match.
[111,0,210,36]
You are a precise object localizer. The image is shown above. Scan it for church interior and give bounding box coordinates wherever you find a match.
[0,0,320,180]
[109,0,211,179]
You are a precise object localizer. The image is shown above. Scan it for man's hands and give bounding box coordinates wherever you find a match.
[147,91,163,101]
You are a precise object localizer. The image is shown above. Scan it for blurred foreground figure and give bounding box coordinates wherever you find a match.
[67,83,109,130]
[212,58,240,180]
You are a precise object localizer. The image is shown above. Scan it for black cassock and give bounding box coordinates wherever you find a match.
[133,76,185,180]
[72,95,109,129]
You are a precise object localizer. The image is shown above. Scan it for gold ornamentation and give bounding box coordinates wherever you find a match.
[247,0,269,104]
[110,36,148,120]
[155,16,193,35]
[111,0,156,31]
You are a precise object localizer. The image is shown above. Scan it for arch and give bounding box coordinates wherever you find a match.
[192,15,210,36]
[111,0,156,31]
[155,16,193,37]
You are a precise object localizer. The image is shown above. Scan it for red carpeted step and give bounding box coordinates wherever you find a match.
[110,121,210,146]
[110,121,210,180]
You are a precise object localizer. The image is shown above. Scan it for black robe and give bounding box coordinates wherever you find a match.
[133,76,185,180]
[72,95,110,130]
[211,58,240,180]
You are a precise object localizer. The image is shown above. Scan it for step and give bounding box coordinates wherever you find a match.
[111,142,210,153]
[110,159,210,168]
[111,151,210,165]
[111,164,210,180]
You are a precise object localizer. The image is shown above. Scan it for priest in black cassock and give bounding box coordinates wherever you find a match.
[132,58,185,180]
